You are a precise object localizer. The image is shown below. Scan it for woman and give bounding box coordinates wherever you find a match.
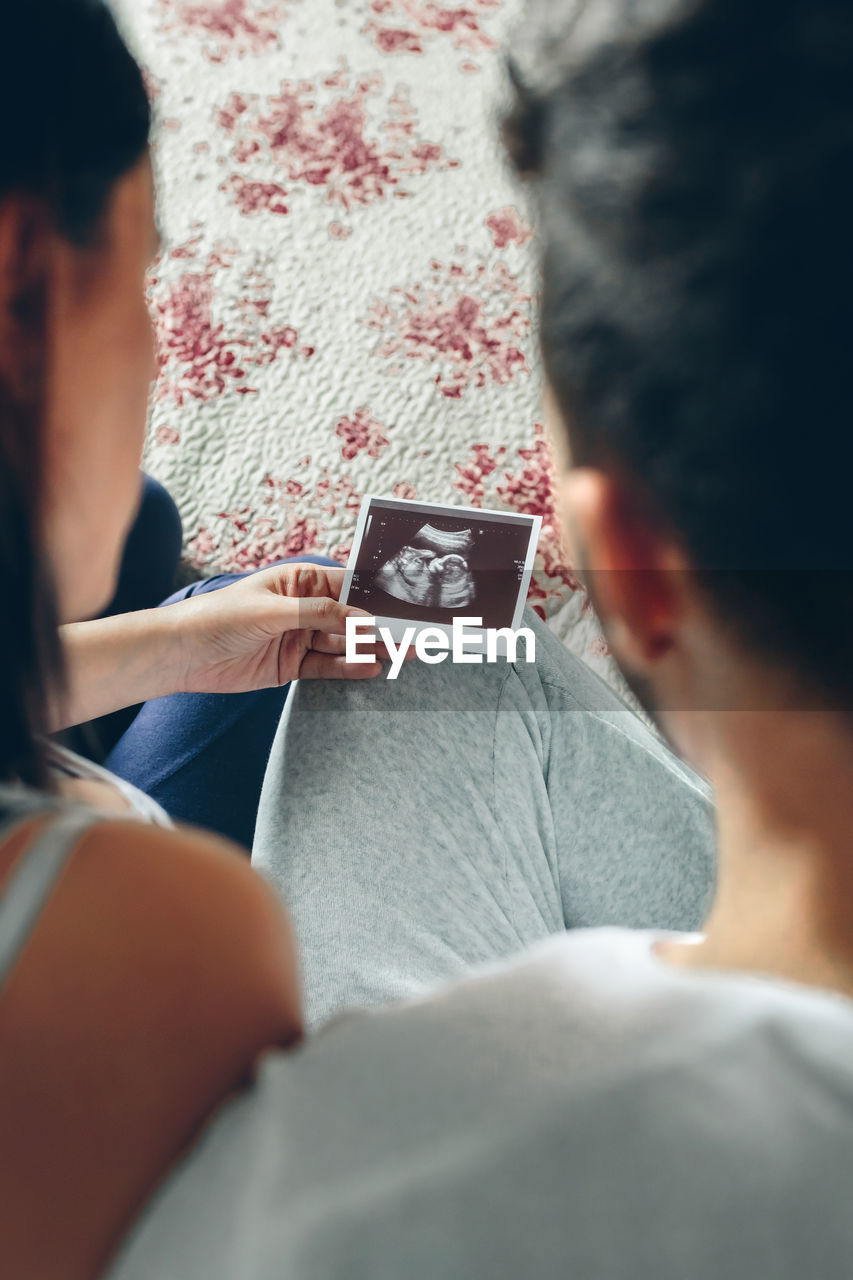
[0,3,384,1275]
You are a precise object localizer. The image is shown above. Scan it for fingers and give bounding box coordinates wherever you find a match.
[302,627,418,678]
[255,562,347,600]
[310,631,405,662]
[310,632,349,656]
[299,652,383,681]
[296,594,373,636]
[302,565,346,600]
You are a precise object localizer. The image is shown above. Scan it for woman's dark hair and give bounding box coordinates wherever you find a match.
[504,0,853,709]
[0,0,150,785]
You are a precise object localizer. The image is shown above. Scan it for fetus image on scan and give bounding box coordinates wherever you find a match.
[375,523,476,611]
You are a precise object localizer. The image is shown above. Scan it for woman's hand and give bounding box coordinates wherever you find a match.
[54,564,383,731]
[170,563,382,694]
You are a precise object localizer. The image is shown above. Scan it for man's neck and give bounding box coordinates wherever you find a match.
[663,709,853,999]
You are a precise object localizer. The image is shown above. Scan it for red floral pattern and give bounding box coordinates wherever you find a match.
[486,205,533,250]
[188,467,365,573]
[215,70,452,221]
[222,177,290,217]
[335,408,391,461]
[367,258,532,398]
[453,425,581,618]
[365,0,501,61]
[150,249,312,405]
[156,0,292,63]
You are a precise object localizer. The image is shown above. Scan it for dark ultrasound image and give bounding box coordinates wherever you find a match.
[347,501,536,629]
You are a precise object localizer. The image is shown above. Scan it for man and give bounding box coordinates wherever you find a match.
[113,1,853,1275]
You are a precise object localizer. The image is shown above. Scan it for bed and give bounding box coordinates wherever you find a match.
[113,0,621,691]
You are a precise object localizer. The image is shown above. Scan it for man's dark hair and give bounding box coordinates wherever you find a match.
[504,0,853,707]
[0,0,150,784]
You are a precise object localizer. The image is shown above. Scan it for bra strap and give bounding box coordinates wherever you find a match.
[0,807,99,991]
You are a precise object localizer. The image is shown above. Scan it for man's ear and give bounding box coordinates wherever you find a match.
[561,468,689,670]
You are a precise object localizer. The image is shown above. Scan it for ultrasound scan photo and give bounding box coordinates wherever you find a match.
[342,496,541,632]
[375,524,476,610]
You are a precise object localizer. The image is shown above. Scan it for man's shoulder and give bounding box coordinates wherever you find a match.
[114,928,853,1280]
[343,928,853,1225]
[468,928,853,1090]
[242,928,853,1278]
[300,926,853,1137]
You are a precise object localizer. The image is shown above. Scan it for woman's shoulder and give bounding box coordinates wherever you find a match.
[0,801,300,1025]
[0,808,303,1065]
[68,814,300,1007]
[0,808,302,1278]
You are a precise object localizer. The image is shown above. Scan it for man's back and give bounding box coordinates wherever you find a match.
[112,927,853,1279]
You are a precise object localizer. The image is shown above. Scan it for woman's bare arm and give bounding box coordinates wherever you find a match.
[52,563,381,732]
[0,818,302,1280]
[52,607,186,729]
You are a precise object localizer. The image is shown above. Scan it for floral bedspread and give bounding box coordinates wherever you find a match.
[113,0,618,684]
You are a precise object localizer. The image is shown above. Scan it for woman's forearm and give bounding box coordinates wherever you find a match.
[52,608,186,731]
